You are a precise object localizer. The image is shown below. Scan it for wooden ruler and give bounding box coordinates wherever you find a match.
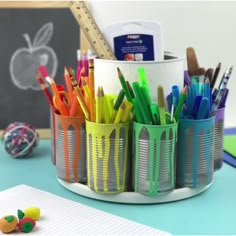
[69,1,116,60]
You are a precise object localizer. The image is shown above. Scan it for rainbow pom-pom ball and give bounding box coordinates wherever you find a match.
[1,122,39,158]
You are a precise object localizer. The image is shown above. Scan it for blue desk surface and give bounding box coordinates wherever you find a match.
[0,128,236,235]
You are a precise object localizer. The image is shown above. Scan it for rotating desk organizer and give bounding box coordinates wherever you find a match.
[56,53,215,204]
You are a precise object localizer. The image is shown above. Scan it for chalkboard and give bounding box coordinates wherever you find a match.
[0,7,80,131]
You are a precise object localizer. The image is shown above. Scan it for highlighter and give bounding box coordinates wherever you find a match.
[157,85,166,125]
[132,82,152,125]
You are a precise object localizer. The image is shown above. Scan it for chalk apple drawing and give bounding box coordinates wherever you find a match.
[10,22,58,90]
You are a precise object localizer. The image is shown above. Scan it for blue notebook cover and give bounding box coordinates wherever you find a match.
[223,153,236,168]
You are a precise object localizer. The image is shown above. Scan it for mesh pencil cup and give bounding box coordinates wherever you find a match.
[55,113,86,183]
[86,120,131,194]
[50,108,56,165]
[213,107,225,171]
[132,119,178,196]
[176,117,215,188]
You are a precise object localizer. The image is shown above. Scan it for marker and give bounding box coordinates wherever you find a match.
[157,85,166,125]
[172,85,180,112]
[174,86,188,121]
[192,95,202,119]
[196,97,210,119]
[132,82,152,124]
[138,67,151,105]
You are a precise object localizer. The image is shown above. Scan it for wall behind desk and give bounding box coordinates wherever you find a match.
[0,8,80,129]
[88,0,236,128]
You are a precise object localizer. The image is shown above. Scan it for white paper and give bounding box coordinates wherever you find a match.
[0,185,171,236]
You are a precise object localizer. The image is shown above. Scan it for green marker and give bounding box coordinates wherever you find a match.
[150,104,160,125]
[132,98,144,124]
[174,86,188,121]
[138,67,152,105]
[132,82,152,124]
[157,85,166,125]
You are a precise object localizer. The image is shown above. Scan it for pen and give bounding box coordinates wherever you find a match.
[218,88,229,108]
[210,87,226,117]
[210,62,221,89]
[204,78,211,115]
[218,66,233,90]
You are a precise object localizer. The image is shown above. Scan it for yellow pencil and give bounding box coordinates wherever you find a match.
[64,66,74,107]
[121,100,133,123]
[114,101,125,124]
[89,59,95,122]
[96,86,104,123]
[81,76,91,101]
[71,77,90,120]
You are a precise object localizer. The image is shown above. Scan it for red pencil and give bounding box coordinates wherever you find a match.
[36,71,56,112]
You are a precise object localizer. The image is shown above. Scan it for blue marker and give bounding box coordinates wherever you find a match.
[192,95,202,119]
[196,97,210,119]
[172,85,180,112]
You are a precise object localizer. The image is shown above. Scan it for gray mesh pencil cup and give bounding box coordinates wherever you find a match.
[176,116,215,188]
[214,107,225,171]
[132,121,178,196]
[86,120,131,194]
[55,113,86,183]
[50,108,56,165]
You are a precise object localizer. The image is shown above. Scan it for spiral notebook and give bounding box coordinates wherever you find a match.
[0,185,171,235]
[224,135,236,167]
[224,135,236,158]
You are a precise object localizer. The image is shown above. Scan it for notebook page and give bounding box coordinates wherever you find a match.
[0,185,171,236]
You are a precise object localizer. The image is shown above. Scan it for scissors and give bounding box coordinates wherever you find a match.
[53,90,70,115]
